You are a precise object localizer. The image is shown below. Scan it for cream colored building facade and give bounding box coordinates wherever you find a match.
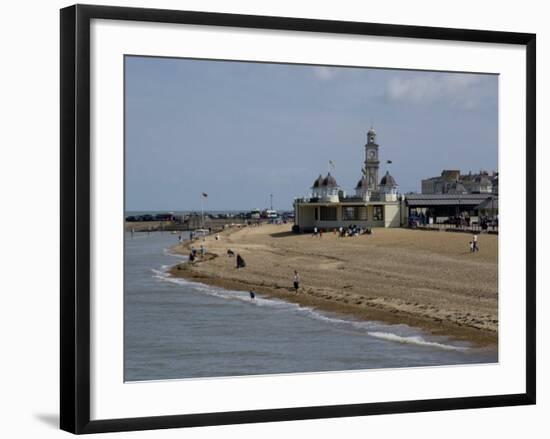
[293,128,402,232]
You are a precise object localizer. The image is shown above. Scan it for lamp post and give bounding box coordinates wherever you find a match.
[200,192,208,229]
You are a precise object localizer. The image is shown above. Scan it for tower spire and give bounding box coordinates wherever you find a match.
[364,126,380,190]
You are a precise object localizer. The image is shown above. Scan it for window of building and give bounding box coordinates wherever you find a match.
[343,206,360,220]
[320,206,337,221]
[373,206,384,221]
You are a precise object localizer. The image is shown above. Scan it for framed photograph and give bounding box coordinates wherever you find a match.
[60,4,536,434]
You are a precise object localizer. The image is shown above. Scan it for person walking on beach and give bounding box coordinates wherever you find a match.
[293,270,300,293]
[249,291,256,300]
[473,234,479,252]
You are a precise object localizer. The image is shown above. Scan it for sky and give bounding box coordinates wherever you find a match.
[125,56,498,212]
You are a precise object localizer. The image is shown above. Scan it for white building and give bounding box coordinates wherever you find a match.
[294,127,402,231]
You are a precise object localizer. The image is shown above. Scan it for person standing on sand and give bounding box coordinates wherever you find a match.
[473,234,479,252]
[293,270,300,293]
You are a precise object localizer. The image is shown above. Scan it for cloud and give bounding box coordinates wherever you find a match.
[385,73,487,108]
[312,66,338,80]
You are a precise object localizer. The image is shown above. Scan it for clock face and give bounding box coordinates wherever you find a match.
[368,150,376,159]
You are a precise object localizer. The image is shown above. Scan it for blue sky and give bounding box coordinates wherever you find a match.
[125,56,498,211]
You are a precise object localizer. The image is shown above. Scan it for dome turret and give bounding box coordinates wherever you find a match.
[355,176,369,189]
[322,173,338,188]
[355,176,370,201]
[379,171,398,202]
[380,171,397,187]
[312,174,324,188]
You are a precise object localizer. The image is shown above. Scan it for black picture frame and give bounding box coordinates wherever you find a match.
[60,4,536,434]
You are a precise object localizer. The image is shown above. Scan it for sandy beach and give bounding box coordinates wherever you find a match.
[169,224,498,346]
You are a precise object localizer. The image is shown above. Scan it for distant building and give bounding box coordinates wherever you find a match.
[422,170,498,195]
[405,193,498,224]
[294,127,402,231]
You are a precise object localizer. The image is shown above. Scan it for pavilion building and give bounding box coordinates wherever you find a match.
[293,127,402,232]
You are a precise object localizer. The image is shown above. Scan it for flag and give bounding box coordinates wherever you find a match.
[201,192,208,198]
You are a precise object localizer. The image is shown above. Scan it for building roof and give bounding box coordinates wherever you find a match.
[322,172,338,187]
[405,193,492,207]
[380,171,397,187]
[355,176,369,189]
[312,174,324,188]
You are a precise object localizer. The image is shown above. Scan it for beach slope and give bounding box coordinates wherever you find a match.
[169,224,498,346]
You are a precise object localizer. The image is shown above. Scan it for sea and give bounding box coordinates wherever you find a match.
[124,231,497,382]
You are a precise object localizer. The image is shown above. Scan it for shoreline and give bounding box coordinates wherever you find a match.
[168,225,498,348]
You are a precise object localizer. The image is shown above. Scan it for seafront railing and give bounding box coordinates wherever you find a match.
[412,222,498,234]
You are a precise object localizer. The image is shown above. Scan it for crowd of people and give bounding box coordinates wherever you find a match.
[312,225,372,238]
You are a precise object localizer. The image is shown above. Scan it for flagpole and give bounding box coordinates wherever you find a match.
[201,194,204,229]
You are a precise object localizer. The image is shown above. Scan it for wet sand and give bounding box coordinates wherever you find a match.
[169,224,498,346]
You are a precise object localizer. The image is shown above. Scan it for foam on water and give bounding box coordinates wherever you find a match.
[366,332,469,351]
[152,267,297,310]
[162,248,188,259]
[151,260,470,352]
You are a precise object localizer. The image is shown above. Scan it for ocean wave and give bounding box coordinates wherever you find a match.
[296,307,379,330]
[366,331,469,351]
[151,268,294,310]
[151,263,469,352]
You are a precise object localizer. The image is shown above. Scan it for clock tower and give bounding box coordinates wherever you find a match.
[363,127,380,190]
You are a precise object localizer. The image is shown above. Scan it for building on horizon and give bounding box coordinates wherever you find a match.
[293,127,403,231]
[421,169,498,195]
